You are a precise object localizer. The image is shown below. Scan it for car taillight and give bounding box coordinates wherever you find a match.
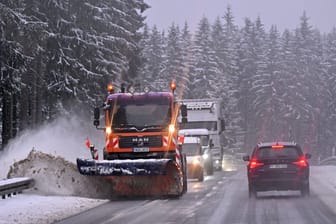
[293,157,308,167]
[272,144,284,149]
[249,159,264,169]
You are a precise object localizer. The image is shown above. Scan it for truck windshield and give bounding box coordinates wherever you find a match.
[182,121,217,131]
[111,103,171,129]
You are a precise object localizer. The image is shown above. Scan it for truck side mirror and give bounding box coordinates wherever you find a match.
[221,119,225,132]
[181,104,188,123]
[93,107,100,127]
[181,104,187,117]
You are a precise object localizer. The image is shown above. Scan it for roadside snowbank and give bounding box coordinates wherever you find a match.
[7,150,114,198]
[0,116,102,179]
[310,165,336,214]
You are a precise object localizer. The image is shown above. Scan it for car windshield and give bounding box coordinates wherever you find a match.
[182,135,209,146]
[256,146,300,159]
[182,143,202,156]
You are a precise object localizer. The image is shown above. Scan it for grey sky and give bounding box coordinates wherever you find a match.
[144,0,336,33]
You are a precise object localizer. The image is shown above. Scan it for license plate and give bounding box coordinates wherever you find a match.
[133,147,150,152]
[269,164,287,169]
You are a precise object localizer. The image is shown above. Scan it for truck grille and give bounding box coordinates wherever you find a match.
[119,135,162,148]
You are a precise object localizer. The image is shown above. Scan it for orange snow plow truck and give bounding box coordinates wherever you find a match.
[76,81,188,197]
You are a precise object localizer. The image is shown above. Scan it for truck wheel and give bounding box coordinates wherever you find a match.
[182,173,188,193]
[182,154,188,194]
[198,171,204,182]
[181,153,187,194]
[103,148,107,160]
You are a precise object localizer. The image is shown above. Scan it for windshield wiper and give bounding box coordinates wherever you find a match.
[113,124,138,130]
[140,124,167,131]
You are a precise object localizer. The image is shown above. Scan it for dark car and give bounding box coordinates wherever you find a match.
[243,142,311,198]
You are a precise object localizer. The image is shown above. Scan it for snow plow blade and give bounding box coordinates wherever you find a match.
[76,158,172,176]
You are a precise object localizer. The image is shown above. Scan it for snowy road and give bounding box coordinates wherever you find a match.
[1,166,336,224]
[55,166,336,224]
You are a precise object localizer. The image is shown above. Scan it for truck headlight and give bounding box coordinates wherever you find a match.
[105,127,112,135]
[193,157,201,165]
[168,124,175,134]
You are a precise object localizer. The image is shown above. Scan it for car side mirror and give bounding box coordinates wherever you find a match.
[209,139,214,147]
[243,155,250,161]
[305,153,312,159]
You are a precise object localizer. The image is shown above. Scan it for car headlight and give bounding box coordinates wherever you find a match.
[203,154,209,160]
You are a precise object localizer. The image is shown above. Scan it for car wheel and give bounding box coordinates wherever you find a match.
[248,184,257,198]
[300,182,310,197]
[207,163,214,175]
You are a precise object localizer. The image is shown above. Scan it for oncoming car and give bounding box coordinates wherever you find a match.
[243,142,311,198]
[181,137,204,182]
[179,129,214,175]
[222,154,237,172]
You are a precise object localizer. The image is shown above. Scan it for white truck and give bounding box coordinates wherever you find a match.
[178,99,225,171]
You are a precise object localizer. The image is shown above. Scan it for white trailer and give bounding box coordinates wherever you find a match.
[178,99,225,171]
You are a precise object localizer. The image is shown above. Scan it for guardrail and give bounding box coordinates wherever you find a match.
[319,156,336,166]
[0,177,34,199]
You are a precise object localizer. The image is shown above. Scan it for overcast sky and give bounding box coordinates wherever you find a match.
[144,0,336,33]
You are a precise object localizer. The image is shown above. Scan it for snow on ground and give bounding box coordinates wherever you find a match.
[0,116,113,223]
[0,165,335,224]
[310,165,336,214]
[0,193,108,224]
[1,117,336,223]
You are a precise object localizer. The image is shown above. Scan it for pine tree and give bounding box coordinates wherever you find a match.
[221,6,243,152]
[163,23,183,82]
[139,25,166,90]
[190,16,220,98]
[179,22,193,98]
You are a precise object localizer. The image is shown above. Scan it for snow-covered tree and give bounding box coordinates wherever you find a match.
[0,0,149,149]
[190,16,221,98]
[178,22,193,98]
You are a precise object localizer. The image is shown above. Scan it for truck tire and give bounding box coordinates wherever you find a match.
[198,170,204,182]
[182,153,188,193]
